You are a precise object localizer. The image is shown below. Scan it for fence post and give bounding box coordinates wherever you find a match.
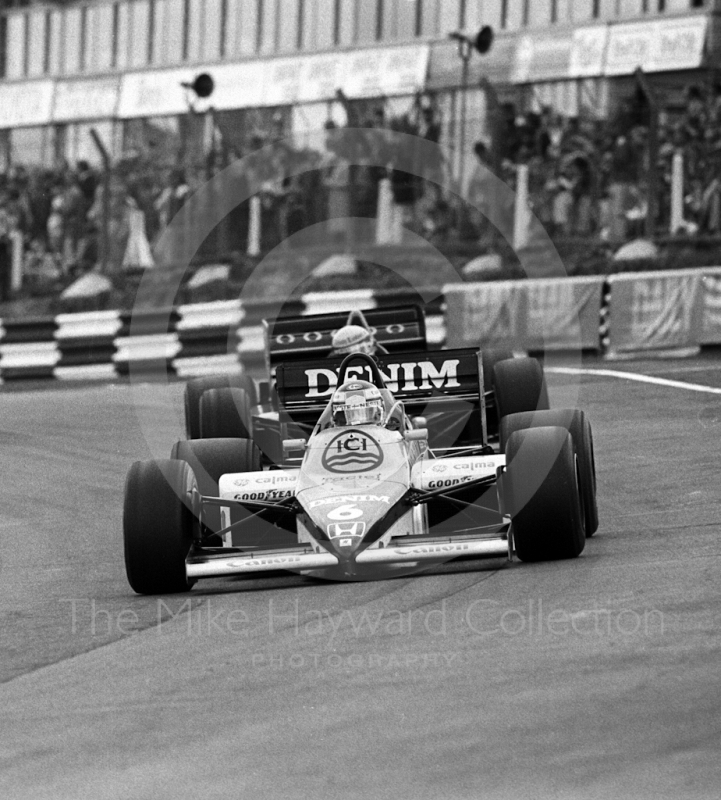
[633,68,659,239]
[513,163,530,251]
[10,230,23,292]
[89,128,111,273]
[247,195,261,257]
[670,150,684,234]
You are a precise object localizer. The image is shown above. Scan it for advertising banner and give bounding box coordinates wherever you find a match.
[443,282,526,350]
[0,80,55,128]
[117,68,192,119]
[117,44,429,118]
[606,270,703,355]
[569,26,609,78]
[524,277,604,351]
[210,61,266,110]
[512,33,573,84]
[700,268,721,346]
[444,278,603,352]
[648,15,707,73]
[605,16,707,76]
[342,45,429,98]
[52,77,120,122]
[297,54,346,104]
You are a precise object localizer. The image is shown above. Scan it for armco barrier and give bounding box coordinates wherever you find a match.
[1,272,720,384]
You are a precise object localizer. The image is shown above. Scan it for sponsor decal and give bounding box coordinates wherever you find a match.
[452,461,496,471]
[234,489,294,501]
[233,473,295,488]
[321,473,384,484]
[321,430,384,474]
[430,463,448,473]
[274,324,407,349]
[327,521,366,539]
[309,494,390,509]
[394,543,470,556]
[305,359,461,398]
[427,477,475,489]
[228,555,304,568]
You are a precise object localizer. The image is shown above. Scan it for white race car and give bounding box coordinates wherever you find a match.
[123,351,598,592]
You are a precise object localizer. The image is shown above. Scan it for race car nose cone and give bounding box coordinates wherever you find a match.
[325,531,363,559]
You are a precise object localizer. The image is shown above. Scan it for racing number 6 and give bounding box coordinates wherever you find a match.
[327,504,363,521]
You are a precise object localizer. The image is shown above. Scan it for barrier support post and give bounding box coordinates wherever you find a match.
[513,163,530,251]
[670,150,684,234]
[248,195,261,257]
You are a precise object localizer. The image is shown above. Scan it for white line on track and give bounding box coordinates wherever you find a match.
[546,366,721,395]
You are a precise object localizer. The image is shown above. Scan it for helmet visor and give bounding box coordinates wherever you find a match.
[344,398,383,426]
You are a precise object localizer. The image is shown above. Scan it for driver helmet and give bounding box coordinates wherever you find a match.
[331,324,376,356]
[332,380,384,426]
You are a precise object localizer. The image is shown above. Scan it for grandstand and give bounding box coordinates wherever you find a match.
[0,0,719,307]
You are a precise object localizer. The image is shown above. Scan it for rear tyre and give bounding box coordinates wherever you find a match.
[123,459,197,594]
[500,408,598,536]
[493,357,549,420]
[185,373,257,439]
[170,438,261,544]
[482,349,515,439]
[504,426,585,562]
[199,387,252,439]
[482,349,514,394]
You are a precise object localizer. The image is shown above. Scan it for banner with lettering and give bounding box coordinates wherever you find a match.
[444,282,526,350]
[700,268,721,345]
[606,270,703,355]
[444,277,603,351]
[524,276,604,351]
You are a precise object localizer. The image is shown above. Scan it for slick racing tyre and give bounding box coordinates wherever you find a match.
[493,357,550,420]
[482,349,514,439]
[199,387,252,439]
[185,373,257,439]
[482,349,514,394]
[123,459,197,594]
[170,438,262,544]
[503,426,585,562]
[500,408,598,537]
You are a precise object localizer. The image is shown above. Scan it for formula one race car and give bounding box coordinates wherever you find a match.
[123,341,599,593]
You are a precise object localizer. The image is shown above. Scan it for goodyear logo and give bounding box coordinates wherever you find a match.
[321,430,384,474]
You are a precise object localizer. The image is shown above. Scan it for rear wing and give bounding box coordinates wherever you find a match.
[275,348,486,451]
[263,306,427,371]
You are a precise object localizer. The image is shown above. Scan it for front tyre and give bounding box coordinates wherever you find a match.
[500,408,598,536]
[170,438,262,543]
[123,459,197,594]
[504,426,585,562]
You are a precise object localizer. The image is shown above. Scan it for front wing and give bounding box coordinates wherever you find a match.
[186,530,510,579]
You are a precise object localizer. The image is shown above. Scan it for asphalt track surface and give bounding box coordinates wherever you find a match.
[1,354,720,799]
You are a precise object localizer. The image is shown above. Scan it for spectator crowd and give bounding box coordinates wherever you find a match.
[2,81,721,303]
[501,81,721,240]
